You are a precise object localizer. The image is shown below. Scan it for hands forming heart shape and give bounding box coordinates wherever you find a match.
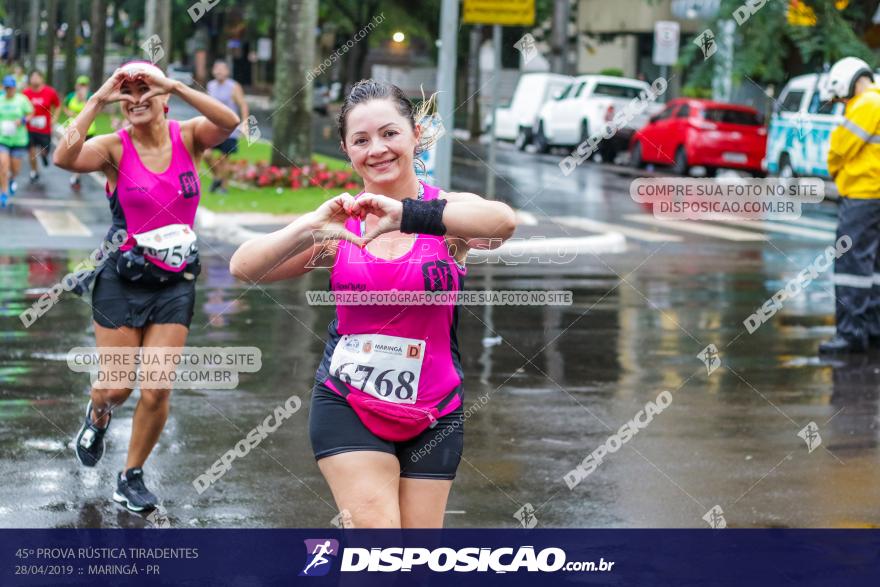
[96,67,177,106]
[312,192,404,247]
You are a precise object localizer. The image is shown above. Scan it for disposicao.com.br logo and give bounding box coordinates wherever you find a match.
[299,542,614,575]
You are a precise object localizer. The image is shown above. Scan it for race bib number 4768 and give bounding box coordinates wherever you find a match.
[329,334,425,404]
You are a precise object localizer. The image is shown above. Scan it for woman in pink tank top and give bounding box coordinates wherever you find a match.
[231,80,516,528]
[54,61,241,513]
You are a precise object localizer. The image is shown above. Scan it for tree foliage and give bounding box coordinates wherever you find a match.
[681,0,879,92]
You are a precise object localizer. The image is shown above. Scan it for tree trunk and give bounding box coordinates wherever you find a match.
[271,0,318,167]
[343,40,366,93]
[63,0,79,94]
[158,0,172,67]
[45,0,59,87]
[7,0,18,63]
[89,0,108,91]
[144,0,157,52]
[28,0,40,73]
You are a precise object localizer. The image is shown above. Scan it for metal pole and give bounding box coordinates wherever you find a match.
[486,24,501,200]
[435,0,459,189]
[551,0,569,74]
[660,65,669,102]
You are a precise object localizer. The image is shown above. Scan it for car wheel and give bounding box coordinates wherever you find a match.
[534,122,550,154]
[514,126,531,151]
[631,142,644,169]
[751,170,767,178]
[705,166,718,177]
[599,144,617,164]
[777,153,796,179]
[673,146,689,175]
[580,120,589,145]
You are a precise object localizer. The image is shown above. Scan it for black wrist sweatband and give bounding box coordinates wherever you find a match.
[400,198,448,235]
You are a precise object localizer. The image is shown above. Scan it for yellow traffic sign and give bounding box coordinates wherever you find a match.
[462,0,536,26]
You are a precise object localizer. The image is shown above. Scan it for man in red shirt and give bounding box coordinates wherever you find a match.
[22,71,60,183]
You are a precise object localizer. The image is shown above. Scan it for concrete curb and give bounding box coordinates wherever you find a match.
[196,208,265,246]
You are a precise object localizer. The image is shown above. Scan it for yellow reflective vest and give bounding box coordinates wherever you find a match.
[828,85,880,198]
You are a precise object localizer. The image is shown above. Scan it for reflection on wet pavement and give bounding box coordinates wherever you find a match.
[0,241,878,529]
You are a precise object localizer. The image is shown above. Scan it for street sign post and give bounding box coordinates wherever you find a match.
[434,0,460,190]
[652,21,679,103]
[454,0,536,200]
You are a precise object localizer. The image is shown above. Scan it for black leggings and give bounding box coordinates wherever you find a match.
[308,383,464,480]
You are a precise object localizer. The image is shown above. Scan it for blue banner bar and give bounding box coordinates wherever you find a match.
[2,529,879,586]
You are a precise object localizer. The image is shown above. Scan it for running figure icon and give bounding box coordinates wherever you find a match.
[301,540,337,575]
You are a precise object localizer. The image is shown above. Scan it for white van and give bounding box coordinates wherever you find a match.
[533,75,663,161]
[494,73,573,149]
[765,73,844,178]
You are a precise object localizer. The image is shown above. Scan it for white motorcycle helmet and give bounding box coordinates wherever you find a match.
[820,57,874,102]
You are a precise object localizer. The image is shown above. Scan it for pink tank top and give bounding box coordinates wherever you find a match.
[108,120,200,269]
[319,182,466,417]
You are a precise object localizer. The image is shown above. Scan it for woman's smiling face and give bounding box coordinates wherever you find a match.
[342,99,420,186]
[119,77,165,125]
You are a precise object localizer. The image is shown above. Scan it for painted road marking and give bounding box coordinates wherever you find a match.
[11,197,104,208]
[717,219,835,240]
[782,215,837,231]
[552,216,683,242]
[624,215,768,241]
[32,210,93,237]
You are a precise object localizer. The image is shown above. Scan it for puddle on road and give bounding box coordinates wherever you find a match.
[0,248,877,528]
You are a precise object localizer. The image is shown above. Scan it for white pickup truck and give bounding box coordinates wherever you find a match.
[533,75,665,162]
[493,73,573,149]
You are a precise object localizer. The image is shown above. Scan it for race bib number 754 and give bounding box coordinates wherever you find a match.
[329,334,425,404]
[133,224,197,269]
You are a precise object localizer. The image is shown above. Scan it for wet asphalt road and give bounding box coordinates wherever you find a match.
[0,111,878,530]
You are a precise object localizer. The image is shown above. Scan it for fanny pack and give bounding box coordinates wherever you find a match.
[326,375,460,442]
[116,248,201,286]
[116,224,201,286]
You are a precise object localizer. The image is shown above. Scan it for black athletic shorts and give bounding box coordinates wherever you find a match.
[309,383,464,480]
[28,132,51,150]
[90,262,196,329]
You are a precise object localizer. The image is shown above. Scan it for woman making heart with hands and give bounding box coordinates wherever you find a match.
[230,79,516,528]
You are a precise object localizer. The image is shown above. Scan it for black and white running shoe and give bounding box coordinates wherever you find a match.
[74,400,111,467]
[113,468,158,512]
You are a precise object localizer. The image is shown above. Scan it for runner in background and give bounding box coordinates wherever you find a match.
[0,75,32,207]
[204,60,248,194]
[22,70,60,184]
[62,76,99,191]
[11,63,27,89]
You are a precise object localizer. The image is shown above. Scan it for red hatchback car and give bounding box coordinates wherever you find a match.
[629,98,767,176]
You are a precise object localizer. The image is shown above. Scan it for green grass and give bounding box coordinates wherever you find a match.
[199,142,356,215]
[199,184,340,215]
[58,112,115,136]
